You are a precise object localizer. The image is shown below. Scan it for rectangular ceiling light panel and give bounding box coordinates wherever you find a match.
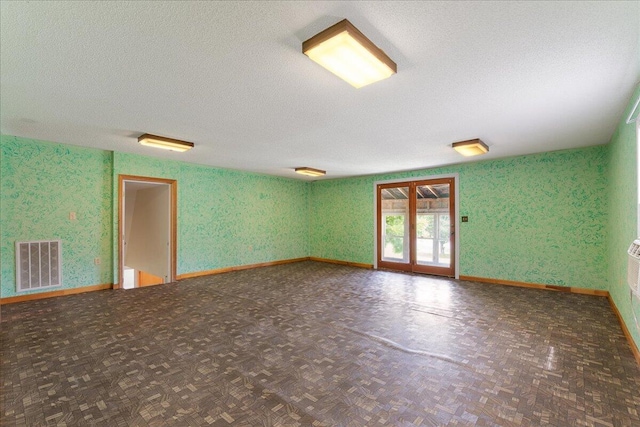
[303,19,397,88]
[295,167,326,177]
[138,134,194,152]
[452,139,489,157]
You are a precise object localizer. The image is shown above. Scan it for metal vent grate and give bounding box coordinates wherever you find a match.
[15,240,62,292]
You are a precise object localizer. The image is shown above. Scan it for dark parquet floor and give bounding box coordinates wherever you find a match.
[1,261,639,426]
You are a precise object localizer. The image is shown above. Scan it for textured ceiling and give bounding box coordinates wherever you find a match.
[1,1,639,180]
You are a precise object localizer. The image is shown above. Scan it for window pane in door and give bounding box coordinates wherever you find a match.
[380,186,409,263]
[438,214,451,265]
[416,183,451,267]
[416,214,435,264]
[383,214,405,260]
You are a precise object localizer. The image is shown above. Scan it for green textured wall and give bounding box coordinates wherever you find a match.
[607,85,640,349]
[2,126,637,352]
[0,135,113,298]
[0,136,309,298]
[112,152,310,280]
[310,146,608,290]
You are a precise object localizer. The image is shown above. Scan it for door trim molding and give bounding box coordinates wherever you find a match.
[117,175,178,289]
[373,173,459,279]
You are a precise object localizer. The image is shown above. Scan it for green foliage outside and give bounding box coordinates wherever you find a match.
[385,215,405,254]
[417,215,434,238]
[385,214,451,255]
[439,215,450,242]
[385,215,405,236]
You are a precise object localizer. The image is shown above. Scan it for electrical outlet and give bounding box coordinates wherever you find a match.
[461,216,469,222]
[69,212,77,220]
[94,257,101,265]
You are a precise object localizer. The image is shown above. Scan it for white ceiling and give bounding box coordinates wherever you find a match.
[1,1,639,180]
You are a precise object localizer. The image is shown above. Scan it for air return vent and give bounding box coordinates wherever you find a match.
[15,240,62,292]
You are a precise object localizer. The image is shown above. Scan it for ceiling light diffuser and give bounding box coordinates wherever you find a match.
[302,19,397,88]
[295,167,326,177]
[138,134,194,152]
[452,139,489,157]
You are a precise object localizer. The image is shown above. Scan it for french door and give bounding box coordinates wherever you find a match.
[377,177,455,277]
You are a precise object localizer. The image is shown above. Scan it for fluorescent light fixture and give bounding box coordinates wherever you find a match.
[138,133,194,152]
[295,167,326,177]
[452,139,489,157]
[302,19,397,88]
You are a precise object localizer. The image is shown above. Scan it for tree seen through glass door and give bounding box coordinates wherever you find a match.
[383,214,407,261]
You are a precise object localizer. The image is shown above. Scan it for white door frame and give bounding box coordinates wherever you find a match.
[117,175,177,288]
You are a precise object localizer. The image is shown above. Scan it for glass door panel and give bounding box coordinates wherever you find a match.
[377,185,412,271]
[413,181,454,276]
[383,213,407,262]
[416,213,435,264]
[438,214,452,265]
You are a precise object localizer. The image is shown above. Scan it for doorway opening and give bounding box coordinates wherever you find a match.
[118,175,177,289]
[376,176,458,277]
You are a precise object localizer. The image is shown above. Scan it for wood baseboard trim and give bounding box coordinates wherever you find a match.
[176,257,310,280]
[0,283,113,305]
[458,275,609,297]
[309,257,374,269]
[607,295,640,365]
